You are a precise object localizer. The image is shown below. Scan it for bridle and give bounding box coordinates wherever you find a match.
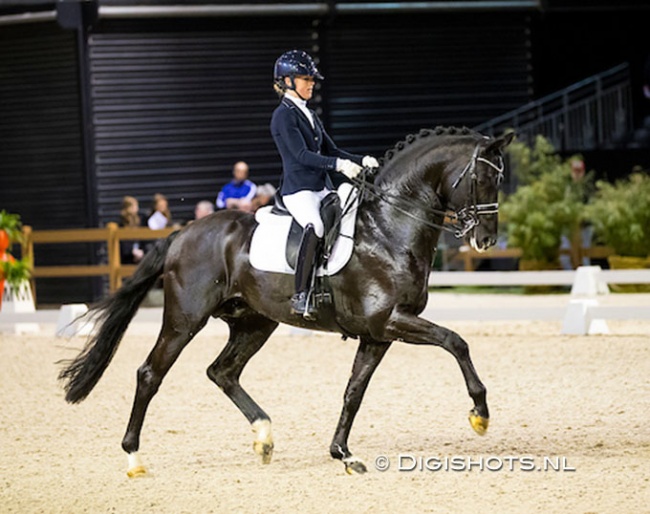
[449,143,504,237]
[349,142,505,238]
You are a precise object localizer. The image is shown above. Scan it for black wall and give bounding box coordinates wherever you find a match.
[531,9,650,125]
[0,22,97,304]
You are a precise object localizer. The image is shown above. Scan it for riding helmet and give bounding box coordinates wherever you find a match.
[273,50,323,91]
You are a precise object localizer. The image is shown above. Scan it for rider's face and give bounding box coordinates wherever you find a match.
[287,75,315,100]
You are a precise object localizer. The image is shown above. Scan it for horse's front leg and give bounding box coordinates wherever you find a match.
[383,310,489,435]
[330,338,392,474]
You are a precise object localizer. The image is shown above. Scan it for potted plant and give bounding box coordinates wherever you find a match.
[502,136,585,271]
[585,172,650,291]
[0,210,30,310]
[0,209,23,247]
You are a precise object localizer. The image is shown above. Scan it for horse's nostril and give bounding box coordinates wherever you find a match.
[482,236,496,248]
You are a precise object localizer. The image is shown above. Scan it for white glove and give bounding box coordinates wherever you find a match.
[336,158,362,179]
[362,155,379,168]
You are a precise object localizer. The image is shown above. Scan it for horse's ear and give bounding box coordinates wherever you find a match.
[485,131,516,153]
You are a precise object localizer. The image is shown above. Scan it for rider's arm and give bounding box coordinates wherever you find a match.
[314,114,363,165]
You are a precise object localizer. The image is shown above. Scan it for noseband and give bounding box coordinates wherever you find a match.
[351,142,504,238]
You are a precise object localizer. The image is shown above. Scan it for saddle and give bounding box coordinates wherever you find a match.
[271,192,342,271]
[249,182,359,277]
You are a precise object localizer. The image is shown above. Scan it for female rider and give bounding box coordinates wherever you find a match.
[270,50,378,318]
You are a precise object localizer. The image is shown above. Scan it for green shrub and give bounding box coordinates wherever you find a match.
[585,173,650,258]
[502,137,585,262]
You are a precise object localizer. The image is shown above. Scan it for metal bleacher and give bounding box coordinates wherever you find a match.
[475,63,633,152]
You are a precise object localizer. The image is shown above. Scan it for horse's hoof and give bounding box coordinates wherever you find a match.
[253,441,274,465]
[469,409,489,435]
[126,465,148,478]
[252,419,274,465]
[343,457,367,475]
[126,452,148,478]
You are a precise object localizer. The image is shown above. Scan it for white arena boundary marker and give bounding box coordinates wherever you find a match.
[561,299,610,336]
[0,280,39,334]
[428,267,650,290]
[56,304,94,338]
[426,266,650,335]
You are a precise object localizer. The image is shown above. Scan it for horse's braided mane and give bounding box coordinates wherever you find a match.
[379,126,477,165]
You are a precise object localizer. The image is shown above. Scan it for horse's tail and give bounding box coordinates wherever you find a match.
[59,231,180,404]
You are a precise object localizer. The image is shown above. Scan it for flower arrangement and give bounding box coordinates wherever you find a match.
[0,210,31,308]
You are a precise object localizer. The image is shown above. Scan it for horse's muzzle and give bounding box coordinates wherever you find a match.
[470,234,496,253]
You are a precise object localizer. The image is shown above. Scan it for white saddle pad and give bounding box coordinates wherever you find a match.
[249,183,359,276]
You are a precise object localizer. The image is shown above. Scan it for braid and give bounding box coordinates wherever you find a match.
[382,126,476,163]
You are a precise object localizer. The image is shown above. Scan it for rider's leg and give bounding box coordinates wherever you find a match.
[282,189,328,318]
[291,223,321,317]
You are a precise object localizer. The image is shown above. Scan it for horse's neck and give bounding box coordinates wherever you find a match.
[359,194,442,266]
[361,139,461,263]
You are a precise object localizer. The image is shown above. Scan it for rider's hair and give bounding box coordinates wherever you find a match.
[273,82,286,96]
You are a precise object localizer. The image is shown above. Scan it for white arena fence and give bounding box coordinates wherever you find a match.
[1,267,648,336]
[426,266,650,334]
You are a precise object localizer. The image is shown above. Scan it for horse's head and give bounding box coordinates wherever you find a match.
[370,128,514,252]
[444,132,515,252]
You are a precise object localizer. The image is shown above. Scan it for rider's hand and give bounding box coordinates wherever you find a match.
[337,158,362,179]
[362,155,379,168]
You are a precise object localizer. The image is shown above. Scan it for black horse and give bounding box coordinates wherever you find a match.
[60,126,514,476]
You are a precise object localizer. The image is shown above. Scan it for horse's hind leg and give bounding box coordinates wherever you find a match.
[206,313,278,464]
[330,338,392,474]
[121,312,211,477]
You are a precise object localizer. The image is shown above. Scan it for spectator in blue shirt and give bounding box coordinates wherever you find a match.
[216,161,257,212]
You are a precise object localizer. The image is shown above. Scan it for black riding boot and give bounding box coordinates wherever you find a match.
[291,224,321,320]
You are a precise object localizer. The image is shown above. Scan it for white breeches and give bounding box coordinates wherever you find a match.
[282,188,330,238]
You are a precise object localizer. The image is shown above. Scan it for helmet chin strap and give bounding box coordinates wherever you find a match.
[285,76,309,101]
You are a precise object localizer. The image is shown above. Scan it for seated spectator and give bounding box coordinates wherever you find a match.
[194,200,215,220]
[251,182,277,211]
[147,193,173,229]
[119,196,144,264]
[216,161,257,213]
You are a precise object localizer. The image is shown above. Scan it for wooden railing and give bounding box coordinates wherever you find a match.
[452,245,614,271]
[19,224,614,301]
[21,223,176,298]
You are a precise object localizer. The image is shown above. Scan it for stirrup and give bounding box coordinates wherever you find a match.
[291,291,318,320]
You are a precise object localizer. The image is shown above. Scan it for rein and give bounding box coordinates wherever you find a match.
[351,142,504,238]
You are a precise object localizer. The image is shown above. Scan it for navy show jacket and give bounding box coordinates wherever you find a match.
[270,97,363,195]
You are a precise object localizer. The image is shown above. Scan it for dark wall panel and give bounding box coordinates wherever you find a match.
[90,18,318,225]
[530,10,649,125]
[326,13,532,155]
[0,23,85,227]
[0,22,96,304]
